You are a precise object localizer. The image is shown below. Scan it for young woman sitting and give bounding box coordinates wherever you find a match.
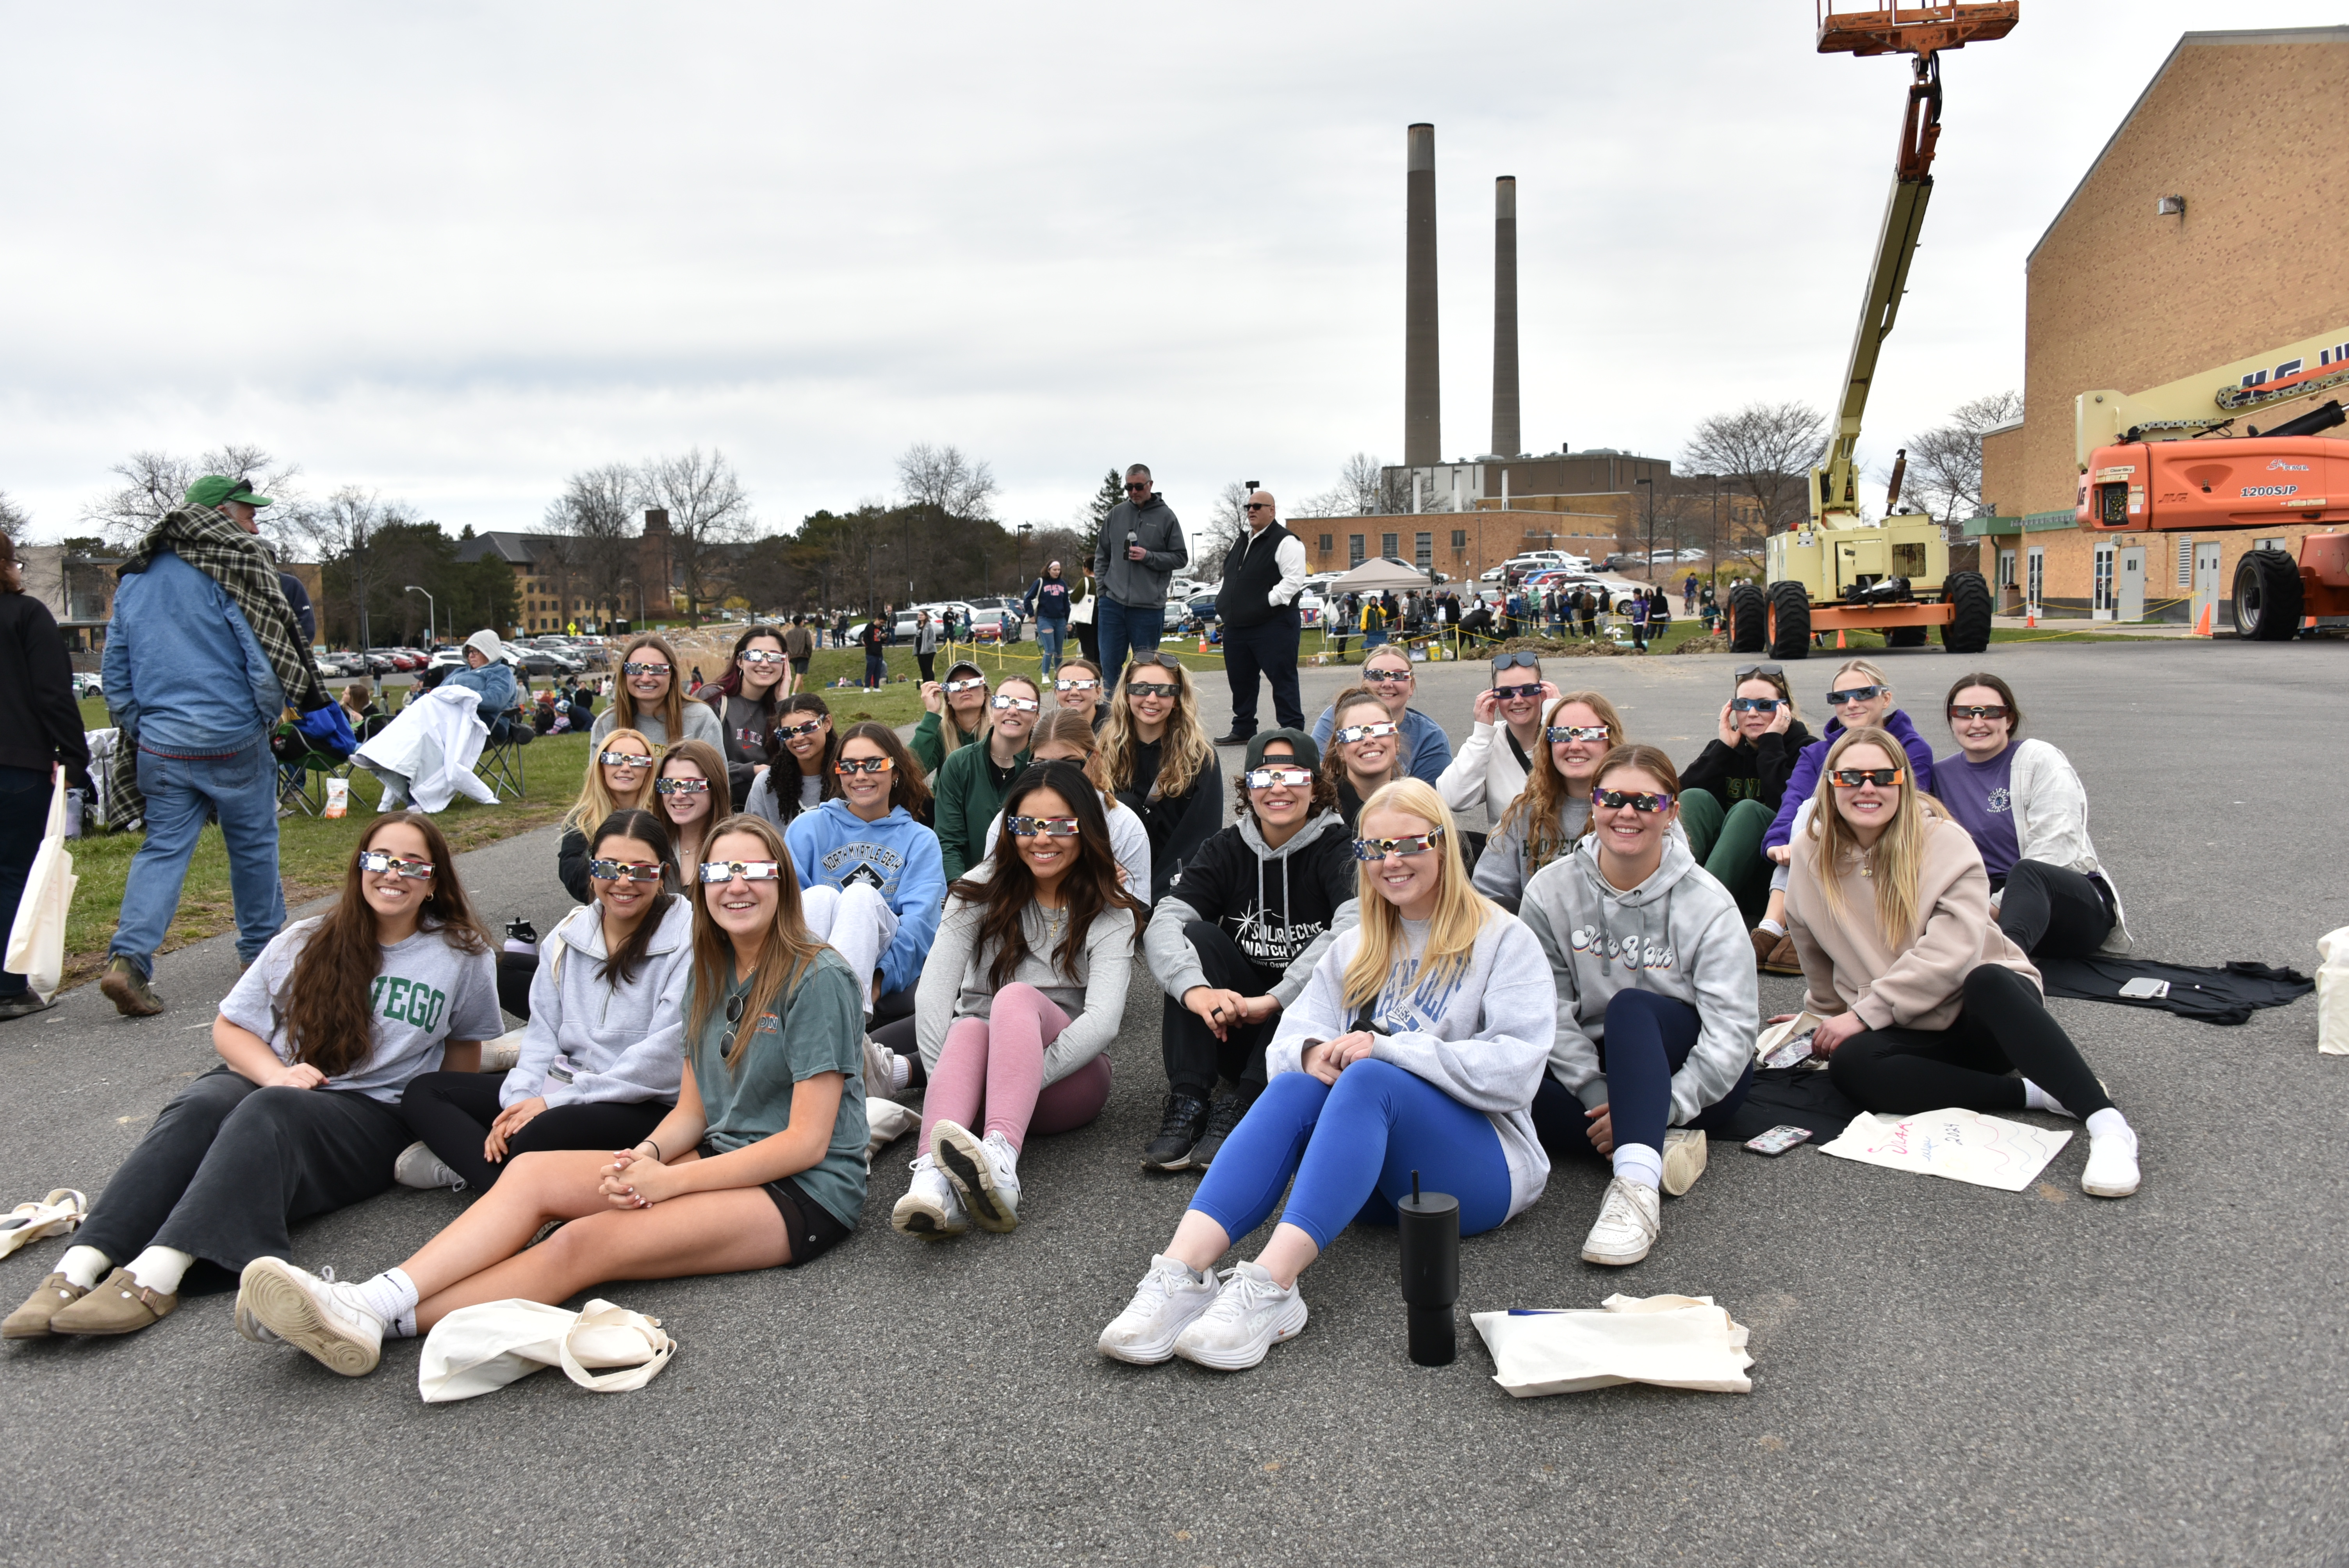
[1517,746,1759,1267]
[1784,726,2141,1198]
[892,762,1141,1240]
[1324,688,1407,831]
[1100,653,1223,903]
[557,727,658,903]
[591,633,725,751]
[1436,651,1559,841]
[1472,691,1626,911]
[5,814,500,1341]
[981,709,1152,900]
[651,738,729,885]
[911,657,991,776]
[398,808,691,1193]
[1050,656,1109,732]
[231,815,870,1376]
[1677,662,1815,925]
[700,624,789,810]
[934,673,1040,882]
[1139,729,1358,1173]
[1935,672,2132,960]
[1308,646,1452,784]
[1096,779,1549,1372]
[784,722,945,1026]
[745,694,841,831]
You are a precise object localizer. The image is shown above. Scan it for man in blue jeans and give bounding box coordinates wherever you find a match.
[100,476,326,1017]
[1090,464,1187,693]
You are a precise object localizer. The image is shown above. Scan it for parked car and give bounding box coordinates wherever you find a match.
[71,672,105,698]
[1181,592,1219,624]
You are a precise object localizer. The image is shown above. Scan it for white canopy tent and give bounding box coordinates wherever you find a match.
[1325,558,1432,594]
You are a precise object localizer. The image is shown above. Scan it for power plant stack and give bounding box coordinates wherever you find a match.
[1405,123,1440,467]
[1491,175,1520,460]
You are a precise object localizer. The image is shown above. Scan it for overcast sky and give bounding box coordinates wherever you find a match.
[1,3,2329,543]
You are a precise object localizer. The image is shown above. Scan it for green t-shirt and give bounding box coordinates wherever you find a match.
[687,947,869,1230]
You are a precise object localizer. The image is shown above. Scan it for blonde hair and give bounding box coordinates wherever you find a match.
[568,726,657,833]
[1829,657,1891,694]
[1101,659,1213,800]
[1495,691,1625,873]
[685,816,832,1070]
[1339,779,1494,1011]
[1030,708,1114,803]
[1802,724,1942,947]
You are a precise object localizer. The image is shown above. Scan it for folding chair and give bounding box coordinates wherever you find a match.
[475,706,532,802]
[273,724,354,818]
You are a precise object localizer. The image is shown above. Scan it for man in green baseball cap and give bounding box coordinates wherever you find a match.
[182,475,275,535]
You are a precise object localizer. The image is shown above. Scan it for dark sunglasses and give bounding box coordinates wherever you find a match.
[358,850,433,880]
[835,756,893,775]
[1352,827,1445,861]
[653,777,711,795]
[1006,815,1081,837]
[1825,684,1887,705]
[589,859,665,882]
[1125,481,1150,493]
[1243,501,1273,512]
[1127,682,1179,699]
[1490,651,1539,672]
[1493,682,1543,702]
[1729,697,1782,713]
[1948,704,2011,722]
[1827,767,1903,787]
[991,695,1039,712]
[1128,652,1182,671]
[1593,787,1674,813]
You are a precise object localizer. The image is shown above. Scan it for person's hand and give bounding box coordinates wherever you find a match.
[600,1146,681,1209]
[1766,844,1792,865]
[1716,700,1741,748]
[920,681,943,714]
[1126,543,1148,561]
[752,761,769,776]
[485,1096,548,1162]
[1584,1103,1615,1156]
[1237,994,1280,1026]
[1764,1012,1799,1026]
[1537,679,1559,703]
[1184,986,1250,1042]
[1810,1012,1866,1058]
[262,1062,327,1090]
[1322,1030,1376,1070]
[1765,699,1793,736]
[1472,688,1501,725]
[1301,1039,1341,1085]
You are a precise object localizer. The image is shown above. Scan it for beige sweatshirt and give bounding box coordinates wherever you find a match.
[1784,813,2039,1032]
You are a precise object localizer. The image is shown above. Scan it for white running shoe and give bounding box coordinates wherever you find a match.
[1581,1177,1662,1267]
[2082,1126,2140,1198]
[932,1121,1021,1233]
[393,1141,465,1192]
[1172,1262,1309,1371]
[890,1154,967,1240]
[235,1257,384,1376]
[1661,1128,1708,1197]
[1097,1254,1221,1365]
[861,1035,900,1097]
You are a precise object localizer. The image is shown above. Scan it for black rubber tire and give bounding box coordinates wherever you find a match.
[1728,583,1768,653]
[1939,570,1992,654]
[2233,548,2303,640]
[1886,625,1929,648]
[1767,581,1811,661]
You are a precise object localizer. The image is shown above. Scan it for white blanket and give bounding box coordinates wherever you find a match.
[1474,1294,1753,1397]
[1817,1107,2071,1191]
[353,686,495,813]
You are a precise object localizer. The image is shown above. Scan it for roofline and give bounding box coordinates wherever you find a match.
[2027,26,2349,264]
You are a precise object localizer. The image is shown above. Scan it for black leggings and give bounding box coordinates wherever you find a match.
[1827,963,2112,1118]
[1995,859,2115,960]
[1161,921,1281,1098]
[400,1071,672,1193]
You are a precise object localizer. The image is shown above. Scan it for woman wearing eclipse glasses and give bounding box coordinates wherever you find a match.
[783,722,945,1027]
[590,633,725,751]
[1308,645,1452,786]
[1324,688,1408,830]
[744,693,843,832]
[8,814,501,1342]
[1101,654,1222,903]
[1436,651,1559,838]
[912,657,993,776]
[699,624,790,811]
[556,728,659,903]
[1048,655,1109,732]
[1782,726,2140,1198]
[1472,691,1631,912]
[649,739,729,884]
[232,814,871,1377]
[1676,663,1816,925]
[934,673,1042,882]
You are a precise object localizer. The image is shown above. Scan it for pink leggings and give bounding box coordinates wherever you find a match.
[918,984,1112,1153]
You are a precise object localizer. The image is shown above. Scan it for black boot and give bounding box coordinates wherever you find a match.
[1189,1087,1260,1171]
[1141,1090,1212,1171]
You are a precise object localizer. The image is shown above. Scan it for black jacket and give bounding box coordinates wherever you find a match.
[1219,523,1298,631]
[558,825,593,904]
[0,592,90,785]
[704,690,777,811]
[1153,810,1358,989]
[1114,737,1225,903]
[1679,720,1815,814]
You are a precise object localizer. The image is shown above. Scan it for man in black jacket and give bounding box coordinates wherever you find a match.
[1212,488,1308,745]
[1089,464,1187,692]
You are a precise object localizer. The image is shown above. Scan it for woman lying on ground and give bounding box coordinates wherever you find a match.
[397,808,692,1195]
[1516,746,1759,1268]
[1138,729,1358,1173]
[591,633,725,751]
[650,739,728,885]
[1784,726,2140,1198]
[1307,645,1452,785]
[1435,650,1559,846]
[1934,672,2132,961]
[1471,691,1625,911]
[783,722,945,1027]
[1050,656,1109,732]
[1096,780,1550,1373]
[5,814,500,1341]
[1100,653,1222,903]
[233,814,870,1376]
[1324,688,1406,831]
[911,657,991,776]
[557,727,657,903]
[699,624,790,811]
[744,694,840,831]
[1676,662,1814,927]
[891,762,1141,1240]
[934,674,1040,882]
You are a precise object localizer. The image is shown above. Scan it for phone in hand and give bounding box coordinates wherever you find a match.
[1744,1125,1814,1157]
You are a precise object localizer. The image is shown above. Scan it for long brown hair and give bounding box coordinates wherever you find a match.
[766,692,843,793]
[950,762,1142,990]
[705,624,787,709]
[1803,725,1946,947]
[1495,690,1626,875]
[282,813,491,1078]
[1323,688,1403,797]
[1030,707,1115,803]
[587,808,679,987]
[1943,670,2024,738]
[685,814,832,1070]
[837,720,933,820]
[1100,656,1212,800]
[613,633,688,742]
[655,738,729,841]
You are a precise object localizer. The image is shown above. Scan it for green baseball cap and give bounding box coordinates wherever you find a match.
[184,475,275,510]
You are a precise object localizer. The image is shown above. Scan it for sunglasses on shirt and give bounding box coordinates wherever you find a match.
[1593,787,1674,813]
[653,777,710,795]
[1824,684,1887,705]
[1352,827,1445,861]
[698,860,783,884]
[358,850,433,880]
[590,859,665,883]
[1827,767,1903,787]
[1006,815,1081,837]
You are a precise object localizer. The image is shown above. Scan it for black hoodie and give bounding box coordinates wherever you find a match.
[1678,718,1816,816]
[1143,809,1360,1000]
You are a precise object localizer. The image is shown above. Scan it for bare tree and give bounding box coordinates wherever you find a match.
[294,487,393,649]
[1902,390,2025,524]
[80,445,306,552]
[0,491,29,545]
[1186,481,1249,569]
[640,447,754,619]
[542,464,642,627]
[1294,452,1394,519]
[1681,401,1829,537]
[895,442,998,520]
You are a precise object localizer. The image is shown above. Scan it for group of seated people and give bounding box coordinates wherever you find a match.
[5,631,2144,1382]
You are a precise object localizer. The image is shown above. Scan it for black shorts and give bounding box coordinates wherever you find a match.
[791,657,810,675]
[696,1141,850,1265]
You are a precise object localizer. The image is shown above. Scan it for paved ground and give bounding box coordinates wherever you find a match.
[4,639,2344,1567]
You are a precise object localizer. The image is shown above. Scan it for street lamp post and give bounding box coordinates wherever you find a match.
[1636,477,1656,582]
[404,585,435,648]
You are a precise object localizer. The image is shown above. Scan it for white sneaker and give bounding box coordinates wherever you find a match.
[1581,1177,1662,1267]
[2082,1126,2140,1198]
[932,1121,1021,1233]
[1171,1262,1309,1372]
[235,1257,384,1376]
[861,1035,900,1098]
[890,1154,967,1240]
[1097,1254,1220,1365]
[1661,1128,1708,1196]
[393,1141,465,1192]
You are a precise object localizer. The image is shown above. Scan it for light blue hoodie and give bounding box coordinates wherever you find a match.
[783,799,946,995]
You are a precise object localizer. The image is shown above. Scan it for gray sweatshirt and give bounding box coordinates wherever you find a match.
[503,897,694,1110]
[915,874,1138,1086]
[1515,834,1758,1128]
[1265,913,1555,1221]
[1142,810,1360,1009]
[1090,495,1188,609]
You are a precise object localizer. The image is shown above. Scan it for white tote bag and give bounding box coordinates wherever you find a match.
[4,768,76,1003]
[417,1297,674,1404]
[1472,1294,1755,1397]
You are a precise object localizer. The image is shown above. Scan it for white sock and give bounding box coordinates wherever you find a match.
[1612,1142,1664,1192]
[59,1245,110,1290]
[125,1245,196,1296]
[889,1055,911,1094]
[1755,918,1786,939]
[354,1267,421,1338]
[2020,1078,2078,1118]
[2085,1107,2133,1146]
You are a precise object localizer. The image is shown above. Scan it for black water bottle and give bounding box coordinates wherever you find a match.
[1397,1170,1460,1367]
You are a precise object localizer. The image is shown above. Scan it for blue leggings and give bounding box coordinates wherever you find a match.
[1189,1060,1513,1253]
[1531,989,1754,1160]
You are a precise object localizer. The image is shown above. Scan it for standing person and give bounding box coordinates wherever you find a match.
[0,533,91,1020]
[1328,592,1353,664]
[1140,731,1357,1171]
[5,814,498,1340]
[1359,593,1388,651]
[858,610,889,691]
[1323,689,1406,830]
[1436,651,1559,840]
[782,615,815,695]
[912,609,941,684]
[1473,692,1625,911]
[98,475,331,1017]
[933,676,1041,882]
[699,625,788,811]
[1090,464,1188,691]
[1050,656,1109,732]
[1026,560,1075,677]
[558,730,658,903]
[833,609,850,652]
[591,634,725,750]
[1069,568,1100,667]
[1629,589,1650,653]
[1212,489,1308,747]
[745,694,839,831]
[912,658,991,776]
[1100,654,1223,903]
[783,722,945,1025]
[1518,746,1758,1266]
[1785,727,2142,1198]
[1308,647,1453,785]
[1677,663,1815,925]
[649,740,728,884]
[1578,588,1598,640]
[1683,572,1699,615]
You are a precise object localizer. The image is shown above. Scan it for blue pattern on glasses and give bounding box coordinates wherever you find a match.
[1352,827,1445,861]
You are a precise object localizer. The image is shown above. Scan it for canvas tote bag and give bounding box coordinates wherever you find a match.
[4,768,76,1002]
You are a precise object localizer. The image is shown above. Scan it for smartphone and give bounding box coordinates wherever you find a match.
[2117,977,2171,1000]
[1744,1125,1814,1156]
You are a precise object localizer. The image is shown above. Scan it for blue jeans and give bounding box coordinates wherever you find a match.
[1531,990,1754,1160]
[1034,618,1066,676]
[1190,1061,1513,1252]
[864,653,887,687]
[1095,597,1166,691]
[112,738,285,973]
[0,766,48,997]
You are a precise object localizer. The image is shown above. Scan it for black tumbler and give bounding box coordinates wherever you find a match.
[1397,1170,1460,1367]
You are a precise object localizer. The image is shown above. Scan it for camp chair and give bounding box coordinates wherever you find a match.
[476,705,533,802]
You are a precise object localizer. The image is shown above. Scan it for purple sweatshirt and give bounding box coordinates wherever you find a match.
[1762,707,1937,852]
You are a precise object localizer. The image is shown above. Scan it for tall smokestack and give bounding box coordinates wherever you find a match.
[1491,176,1520,459]
[1405,123,1440,468]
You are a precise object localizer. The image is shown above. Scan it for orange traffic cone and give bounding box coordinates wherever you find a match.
[1834,628,1846,649]
[2192,601,2214,637]
[2025,603,2037,628]
[1198,638,1211,653]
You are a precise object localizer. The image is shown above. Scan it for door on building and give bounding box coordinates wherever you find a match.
[2117,546,2144,623]
[2025,547,2045,613]
[1997,549,2019,613]
[2192,542,2223,628]
[2092,543,2116,620]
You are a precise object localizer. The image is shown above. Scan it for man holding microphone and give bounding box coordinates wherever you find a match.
[1212,487,1307,745]
[1090,463,1187,693]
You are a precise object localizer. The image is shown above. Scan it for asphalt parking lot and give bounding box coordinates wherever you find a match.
[3,638,2344,1567]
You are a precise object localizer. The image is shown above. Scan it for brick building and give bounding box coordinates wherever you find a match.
[460,509,676,634]
[1973,26,2349,620]
[1307,449,1682,577]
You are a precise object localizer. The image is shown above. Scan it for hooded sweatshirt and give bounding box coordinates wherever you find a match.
[1144,809,1361,1007]
[782,799,947,996]
[1515,834,1758,1127]
[1091,494,1188,609]
[1678,718,1817,816]
[1265,912,1554,1222]
[1310,703,1453,786]
[503,897,693,1110]
[1763,708,1936,852]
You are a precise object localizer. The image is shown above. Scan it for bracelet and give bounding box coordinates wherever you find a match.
[637,1139,661,1162]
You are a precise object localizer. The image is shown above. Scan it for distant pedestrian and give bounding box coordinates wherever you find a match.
[1091,464,1188,691]
[1683,572,1699,614]
[1630,590,1650,652]
[859,611,889,689]
[0,533,91,1020]
[1027,559,1074,676]
[783,613,814,695]
[1070,568,1100,666]
[689,665,704,691]
[1212,488,1307,745]
[913,609,941,683]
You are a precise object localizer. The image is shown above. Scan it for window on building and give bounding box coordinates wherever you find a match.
[1319,534,1333,553]
[2176,536,2194,586]
[1451,529,1467,549]
[1997,549,2016,588]
[1381,532,1399,559]
[1348,534,1365,566]
[1415,533,1433,571]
